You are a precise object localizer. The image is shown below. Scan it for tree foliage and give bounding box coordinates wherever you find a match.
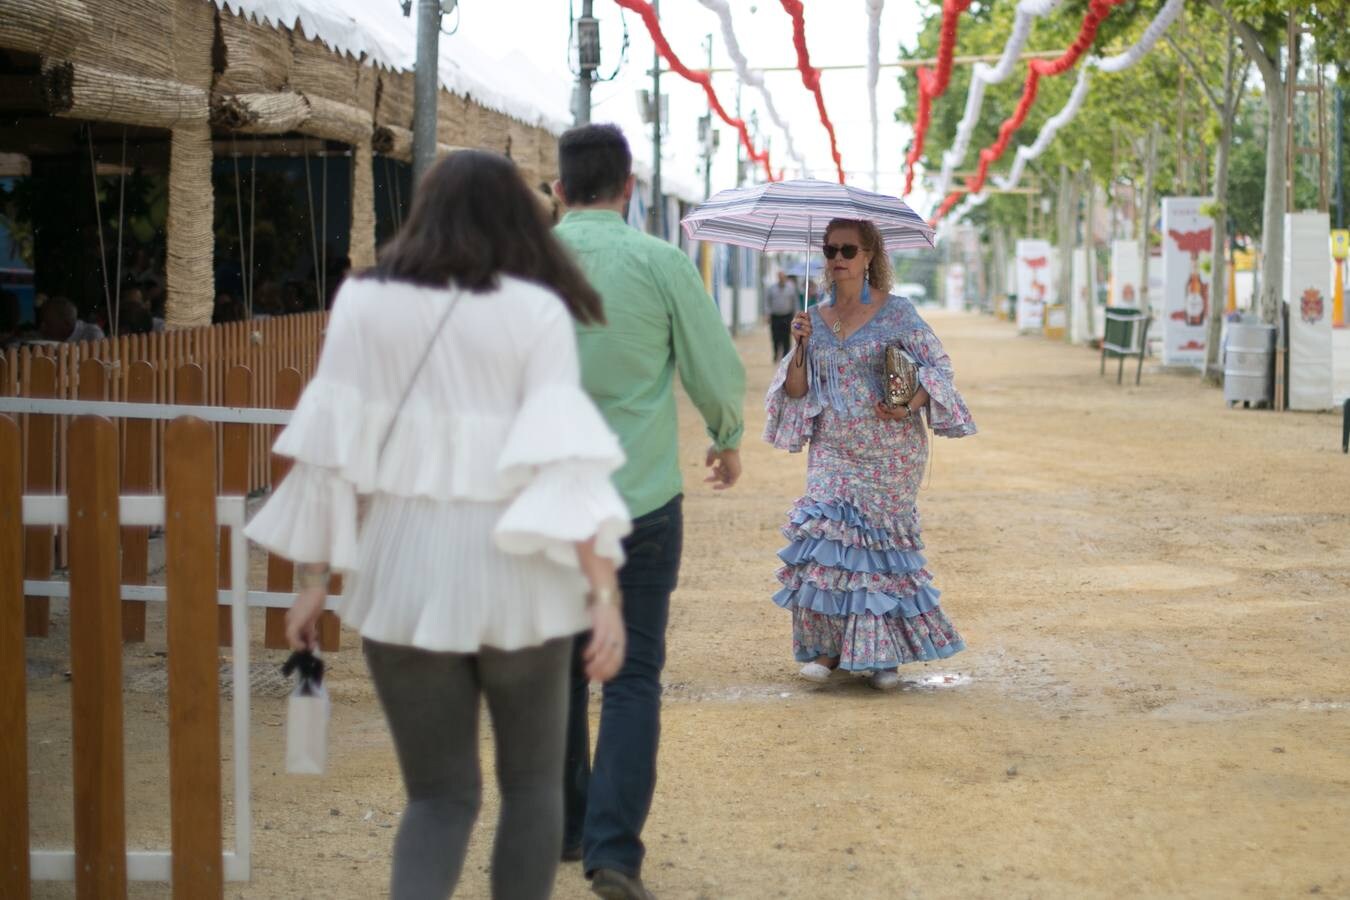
[898,1,1221,237]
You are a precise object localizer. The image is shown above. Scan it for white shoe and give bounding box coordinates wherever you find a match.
[870,670,900,691]
[798,662,833,683]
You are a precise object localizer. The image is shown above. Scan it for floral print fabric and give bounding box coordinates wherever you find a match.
[764,295,974,672]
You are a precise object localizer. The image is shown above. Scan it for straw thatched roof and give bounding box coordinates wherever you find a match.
[0,0,563,325]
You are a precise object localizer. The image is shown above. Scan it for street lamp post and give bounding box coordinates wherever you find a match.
[411,0,447,188]
[574,0,599,125]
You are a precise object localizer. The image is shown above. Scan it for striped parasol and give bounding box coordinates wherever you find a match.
[680,178,936,253]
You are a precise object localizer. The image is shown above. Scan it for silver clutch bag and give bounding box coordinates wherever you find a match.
[883,345,918,409]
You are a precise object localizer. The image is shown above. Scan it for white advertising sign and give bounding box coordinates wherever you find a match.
[946,264,966,312]
[1015,239,1052,331]
[1110,239,1141,308]
[1161,197,1215,367]
[1284,212,1333,410]
[1070,248,1091,344]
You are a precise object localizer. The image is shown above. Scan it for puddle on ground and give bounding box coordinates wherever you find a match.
[904,672,972,690]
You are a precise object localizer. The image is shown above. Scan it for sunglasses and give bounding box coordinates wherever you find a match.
[822,243,861,260]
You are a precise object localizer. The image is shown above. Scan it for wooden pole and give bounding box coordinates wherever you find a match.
[264,368,301,650]
[164,417,224,898]
[0,416,29,897]
[120,361,155,642]
[67,415,127,899]
[23,355,56,637]
[218,365,251,645]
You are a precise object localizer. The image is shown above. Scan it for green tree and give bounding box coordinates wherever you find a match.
[1211,0,1349,322]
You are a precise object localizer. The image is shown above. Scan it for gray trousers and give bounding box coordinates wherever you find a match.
[364,636,572,899]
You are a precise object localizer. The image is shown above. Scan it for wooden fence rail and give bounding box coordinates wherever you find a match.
[3,416,234,899]
[0,311,329,496]
[1,311,339,651]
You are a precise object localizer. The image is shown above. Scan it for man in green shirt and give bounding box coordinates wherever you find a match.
[554,124,746,900]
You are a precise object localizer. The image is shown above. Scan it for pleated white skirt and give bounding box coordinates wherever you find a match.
[340,495,591,653]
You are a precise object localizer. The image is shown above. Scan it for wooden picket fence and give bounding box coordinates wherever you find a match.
[2,415,241,899]
[0,311,330,496]
[0,312,341,650]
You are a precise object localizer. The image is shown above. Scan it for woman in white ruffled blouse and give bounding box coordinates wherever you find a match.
[245,150,632,899]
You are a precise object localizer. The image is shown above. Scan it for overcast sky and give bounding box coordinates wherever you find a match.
[444,0,934,209]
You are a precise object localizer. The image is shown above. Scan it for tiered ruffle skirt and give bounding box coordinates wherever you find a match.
[772,497,964,671]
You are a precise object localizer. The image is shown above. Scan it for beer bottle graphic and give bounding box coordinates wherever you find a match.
[1168,227,1213,327]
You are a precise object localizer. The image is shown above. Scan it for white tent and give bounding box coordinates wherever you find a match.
[213,0,572,133]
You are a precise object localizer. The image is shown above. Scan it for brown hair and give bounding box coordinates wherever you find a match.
[365,150,604,324]
[823,218,894,295]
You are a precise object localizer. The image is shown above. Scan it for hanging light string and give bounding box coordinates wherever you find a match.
[934,0,1066,201]
[902,0,972,197]
[696,0,804,179]
[990,0,1185,194]
[778,0,846,184]
[614,0,777,182]
[930,0,1127,225]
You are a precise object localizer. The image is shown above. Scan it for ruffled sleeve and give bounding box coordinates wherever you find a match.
[763,348,823,453]
[900,309,977,439]
[242,462,360,571]
[243,285,367,568]
[494,303,631,567]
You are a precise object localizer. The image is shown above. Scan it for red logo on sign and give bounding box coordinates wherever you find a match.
[1301,287,1324,324]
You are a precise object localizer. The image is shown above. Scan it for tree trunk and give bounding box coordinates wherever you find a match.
[1204,121,1233,384]
[1084,167,1097,341]
[1058,164,1075,340]
[1203,39,1241,385]
[1222,11,1288,325]
[1138,125,1159,322]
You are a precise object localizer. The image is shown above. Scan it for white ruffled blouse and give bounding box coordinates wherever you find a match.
[243,275,631,652]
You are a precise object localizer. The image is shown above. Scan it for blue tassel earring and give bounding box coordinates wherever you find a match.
[828,281,838,306]
[860,278,872,305]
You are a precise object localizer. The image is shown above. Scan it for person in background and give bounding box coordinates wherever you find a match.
[212,291,246,324]
[766,269,799,362]
[245,150,633,900]
[538,182,562,224]
[38,296,104,343]
[116,290,155,340]
[553,122,746,900]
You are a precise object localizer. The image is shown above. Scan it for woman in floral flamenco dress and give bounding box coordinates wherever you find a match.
[764,218,977,690]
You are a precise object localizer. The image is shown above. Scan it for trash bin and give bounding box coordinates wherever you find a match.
[1223,322,1276,406]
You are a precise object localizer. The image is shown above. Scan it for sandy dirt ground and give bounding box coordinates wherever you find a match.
[24,310,1350,899]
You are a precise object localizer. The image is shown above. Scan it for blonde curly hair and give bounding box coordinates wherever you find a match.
[820,218,894,296]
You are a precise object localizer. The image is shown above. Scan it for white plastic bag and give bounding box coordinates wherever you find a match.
[282,651,329,775]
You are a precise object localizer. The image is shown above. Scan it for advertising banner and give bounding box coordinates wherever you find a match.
[1285,212,1333,410]
[946,264,966,312]
[1015,239,1052,331]
[1161,197,1215,367]
[1070,248,1091,344]
[1110,239,1141,308]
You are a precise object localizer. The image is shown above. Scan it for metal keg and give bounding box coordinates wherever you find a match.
[1223,322,1276,405]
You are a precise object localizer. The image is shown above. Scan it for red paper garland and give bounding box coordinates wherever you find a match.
[903,0,972,197]
[613,0,777,183]
[778,0,846,184]
[930,0,1125,226]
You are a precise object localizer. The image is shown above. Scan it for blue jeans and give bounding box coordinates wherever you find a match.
[563,494,683,878]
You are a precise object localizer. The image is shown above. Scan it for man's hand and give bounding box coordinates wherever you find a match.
[704,445,742,490]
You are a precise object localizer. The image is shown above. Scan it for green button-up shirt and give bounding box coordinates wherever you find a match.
[556,209,746,519]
